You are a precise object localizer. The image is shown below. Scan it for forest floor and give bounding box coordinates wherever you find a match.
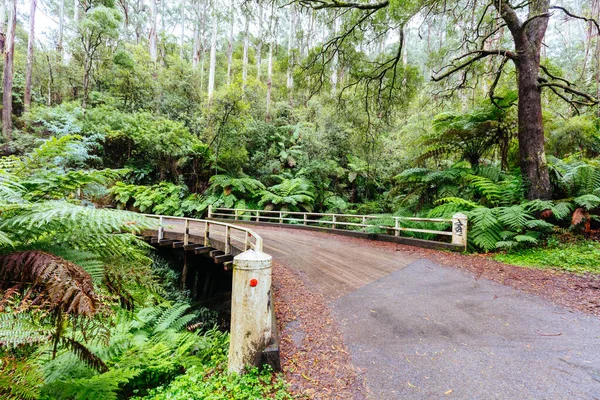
[263,227,600,399]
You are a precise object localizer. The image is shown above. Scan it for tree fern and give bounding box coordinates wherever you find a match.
[259,177,316,212]
[466,207,503,252]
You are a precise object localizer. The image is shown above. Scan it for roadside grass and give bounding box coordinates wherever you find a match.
[494,237,600,274]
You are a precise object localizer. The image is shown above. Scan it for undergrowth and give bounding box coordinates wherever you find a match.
[494,237,600,274]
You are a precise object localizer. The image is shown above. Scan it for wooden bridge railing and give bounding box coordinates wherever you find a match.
[209,206,468,250]
[142,213,263,254]
[141,214,273,374]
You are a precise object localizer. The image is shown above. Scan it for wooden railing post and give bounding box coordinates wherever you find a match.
[303,213,307,225]
[207,204,213,218]
[332,215,337,229]
[394,218,400,237]
[184,219,190,246]
[225,226,231,254]
[362,216,367,232]
[204,221,210,247]
[256,210,259,222]
[452,213,468,250]
[279,211,283,224]
[228,250,273,374]
[235,209,239,220]
[158,216,164,240]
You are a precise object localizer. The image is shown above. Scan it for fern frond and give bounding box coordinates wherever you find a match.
[0,251,99,316]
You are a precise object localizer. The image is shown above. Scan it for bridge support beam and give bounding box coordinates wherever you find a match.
[228,250,273,374]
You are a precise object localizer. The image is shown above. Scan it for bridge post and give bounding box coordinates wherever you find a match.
[207,204,213,218]
[228,250,273,374]
[452,213,468,250]
[158,216,164,240]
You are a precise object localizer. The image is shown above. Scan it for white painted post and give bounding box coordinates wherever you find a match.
[394,218,400,237]
[207,204,213,218]
[255,210,260,222]
[158,216,164,240]
[452,213,468,250]
[279,211,283,224]
[228,250,273,374]
[362,216,367,232]
[235,209,239,220]
[184,219,190,246]
[332,215,336,229]
[303,213,307,225]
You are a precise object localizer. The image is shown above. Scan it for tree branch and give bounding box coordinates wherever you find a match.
[538,82,599,105]
[432,49,517,82]
[300,0,389,10]
[550,6,600,34]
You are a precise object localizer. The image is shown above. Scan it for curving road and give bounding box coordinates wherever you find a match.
[251,225,600,400]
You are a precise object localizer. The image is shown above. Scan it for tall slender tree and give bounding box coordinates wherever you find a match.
[226,0,235,85]
[24,0,38,112]
[58,0,65,61]
[255,0,263,80]
[286,5,296,92]
[2,0,16,141]
[0,0,6,53]
[241,4,250,90]
[149,0,158,63]
[180,0,185,59]
[207,0,218,103]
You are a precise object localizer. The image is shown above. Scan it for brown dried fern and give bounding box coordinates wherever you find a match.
[0,251,98,316]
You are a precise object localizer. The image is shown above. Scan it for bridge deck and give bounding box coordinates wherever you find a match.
[250,225,600,400]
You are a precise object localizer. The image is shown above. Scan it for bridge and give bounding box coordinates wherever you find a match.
[143,208,600,399]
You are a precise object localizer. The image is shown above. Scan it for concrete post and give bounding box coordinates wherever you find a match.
[452,213,468,250]
[228,250,273,374]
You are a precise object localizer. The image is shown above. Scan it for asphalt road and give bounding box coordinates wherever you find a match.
[253,227,600,400]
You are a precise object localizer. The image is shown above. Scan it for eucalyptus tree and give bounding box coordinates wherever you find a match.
[207,0,218,103]
[300,0,600,200]
[24,0,38,112]
[76,5,121,108]
[2,0,16,141]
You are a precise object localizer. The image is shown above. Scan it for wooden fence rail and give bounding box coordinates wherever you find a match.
[208,206,468,250]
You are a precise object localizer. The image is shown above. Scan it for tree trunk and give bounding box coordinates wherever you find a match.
[515,48,552,199]
[2,0,16,141]
[149,0,158,63]
[497,0,552,200]
[207,4,218,103]
[266,43,272,118]
[0,0,6,53]
[24,0,37,112]
[226,0,234,85]
[180,0,185,60]
[82,57,91,109]
[242,9,250,90]
[58,0,64,61]
[286,6,296,92]
[255,1,263,81]
[331,13,339,93]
